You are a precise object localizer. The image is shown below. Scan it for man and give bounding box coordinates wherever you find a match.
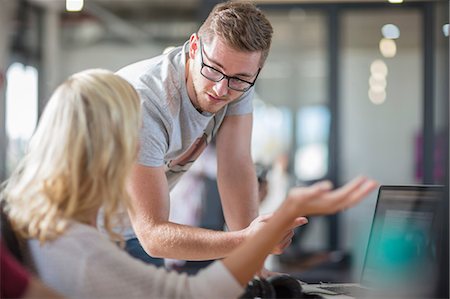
[116,1,303,267]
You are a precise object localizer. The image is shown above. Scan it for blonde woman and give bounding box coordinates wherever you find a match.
[2,69,377,299]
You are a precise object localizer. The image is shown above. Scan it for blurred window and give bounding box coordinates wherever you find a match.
[5,62,38,174]
[256,9,328,182]
[295,105,330,181]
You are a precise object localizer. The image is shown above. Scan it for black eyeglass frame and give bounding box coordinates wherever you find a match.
[198,38,261,92]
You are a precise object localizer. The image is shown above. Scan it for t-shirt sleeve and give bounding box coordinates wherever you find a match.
[188,261,244,299]
[137,90,170,167]
[226,88,254,115]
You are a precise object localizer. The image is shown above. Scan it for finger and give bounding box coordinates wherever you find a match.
[273,232,293,254]
[278,232,294,247]
[289,216,308,229]
[279,238,292,251]
[281,230,294,242]
[326,178,377,211]
[272,237,292,255]
[288,181,333,201]
[311,180,334,191]
[278,230,294,245]
[330,176,368,198]
[340,179,378,209]
[321,177,367,208]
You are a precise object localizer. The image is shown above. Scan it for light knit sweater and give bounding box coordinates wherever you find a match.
[26,222,243,299]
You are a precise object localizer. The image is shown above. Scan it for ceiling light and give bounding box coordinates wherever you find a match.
[368,89,386,105]
[382,24,400,39]
[370,59,388,77]
[66,0,84,12]
[379,38,397,58]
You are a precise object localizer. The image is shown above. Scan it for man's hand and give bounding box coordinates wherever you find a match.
[244,213,308,255]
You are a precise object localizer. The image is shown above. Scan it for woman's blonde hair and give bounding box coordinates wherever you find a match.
[2,69,141,243]
[198,1,273,66]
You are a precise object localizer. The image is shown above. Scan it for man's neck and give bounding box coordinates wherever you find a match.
[185,57,204,114]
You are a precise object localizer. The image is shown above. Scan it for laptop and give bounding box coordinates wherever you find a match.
[302,185,444,298]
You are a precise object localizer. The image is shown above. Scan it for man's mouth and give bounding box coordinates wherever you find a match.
[207,93,227,103]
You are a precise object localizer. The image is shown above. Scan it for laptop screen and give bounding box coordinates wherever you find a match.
[360,185,443,293]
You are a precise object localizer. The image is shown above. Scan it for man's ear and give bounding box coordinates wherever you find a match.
[188,33,199,59]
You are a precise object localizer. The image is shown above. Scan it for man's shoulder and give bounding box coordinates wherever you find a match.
[115,55,164,85]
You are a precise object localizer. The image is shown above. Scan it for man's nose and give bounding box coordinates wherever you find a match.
[213,78,229,97]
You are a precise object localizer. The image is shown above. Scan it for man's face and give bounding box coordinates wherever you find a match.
[188,35,262,114]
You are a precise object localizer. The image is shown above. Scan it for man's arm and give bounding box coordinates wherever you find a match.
[128,164,306,260]
[215,114,299,259]
[215,113,259,231]
[127,164,248,260]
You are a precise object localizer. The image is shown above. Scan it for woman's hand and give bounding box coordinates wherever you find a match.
[286,176,378,217]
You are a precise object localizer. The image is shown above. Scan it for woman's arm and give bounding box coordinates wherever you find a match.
[222,176,378,286]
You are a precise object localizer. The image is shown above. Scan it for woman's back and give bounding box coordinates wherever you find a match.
[27,221,241,299]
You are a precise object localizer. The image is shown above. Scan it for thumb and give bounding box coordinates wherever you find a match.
[292,216,308,228]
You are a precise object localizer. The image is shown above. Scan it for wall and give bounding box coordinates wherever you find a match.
[340,48,422,276]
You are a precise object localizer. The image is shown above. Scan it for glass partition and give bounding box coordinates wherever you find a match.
[255,8,330,253]
[339,7,423,278]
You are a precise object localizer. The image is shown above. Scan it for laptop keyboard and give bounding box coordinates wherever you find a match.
[318,285,369,296]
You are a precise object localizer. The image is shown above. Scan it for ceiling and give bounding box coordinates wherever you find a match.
[29,0,433,16]
[23,0,440,47]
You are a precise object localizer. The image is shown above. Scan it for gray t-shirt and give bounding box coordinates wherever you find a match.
[117,41,253,189]
[115,42,253,239]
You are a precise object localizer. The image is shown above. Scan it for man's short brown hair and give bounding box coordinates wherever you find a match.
[198,1,273,66]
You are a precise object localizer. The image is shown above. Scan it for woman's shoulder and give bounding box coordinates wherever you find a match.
[28,222,112,264]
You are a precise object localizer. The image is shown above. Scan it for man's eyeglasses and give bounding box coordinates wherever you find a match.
[198,39,260,92]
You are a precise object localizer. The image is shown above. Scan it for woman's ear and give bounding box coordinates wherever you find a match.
[188,33,199,59]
